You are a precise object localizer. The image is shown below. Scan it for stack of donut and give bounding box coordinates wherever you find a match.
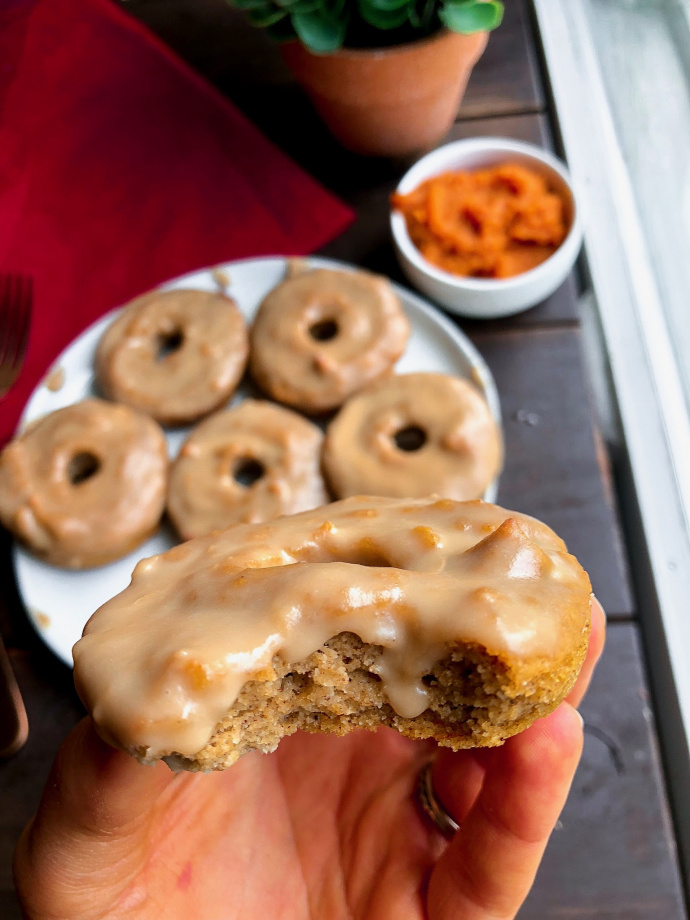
[0,264,502,569]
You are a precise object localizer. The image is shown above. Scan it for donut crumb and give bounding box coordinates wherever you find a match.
[44,367,65,392]
[211,268,231,289]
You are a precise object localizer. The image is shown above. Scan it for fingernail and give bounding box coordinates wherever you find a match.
[591,595,608,620]
[576,710,584,729]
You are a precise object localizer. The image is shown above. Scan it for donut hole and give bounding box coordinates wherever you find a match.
[355,549,392,567]
[345,540,393,568]
[233,457,266,488]
[68,451,101,486]
[309,319,339,342]
[393,426,427,452]
[155,328,184,361]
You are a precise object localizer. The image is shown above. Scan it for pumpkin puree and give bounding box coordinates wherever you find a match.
[392,163,568,279]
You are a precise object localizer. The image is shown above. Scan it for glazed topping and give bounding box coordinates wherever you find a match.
[73,496,591,760]
[96,288,249,425]
[249,268,410,413]
[392,163,569,279]
[324,372,503,501]
[167,400,329,539]
[0,399,168,569]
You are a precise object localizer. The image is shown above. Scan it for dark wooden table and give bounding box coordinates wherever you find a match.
[1,1,687,917]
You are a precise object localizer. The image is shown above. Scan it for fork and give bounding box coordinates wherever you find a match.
[0,632,28,758]
[0,274,31,755]
[0,273,33,398]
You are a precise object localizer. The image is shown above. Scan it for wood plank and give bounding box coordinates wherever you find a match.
[471,326,634,617]
[448,111,552,147]
[522,623,686,920]
[459,274,582,331]
[459,0,544,118]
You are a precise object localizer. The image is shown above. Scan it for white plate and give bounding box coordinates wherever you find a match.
[12,256,501,667]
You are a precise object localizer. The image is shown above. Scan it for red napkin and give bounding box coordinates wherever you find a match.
[0,0,354,446]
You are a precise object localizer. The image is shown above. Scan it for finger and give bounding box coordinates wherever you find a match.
[567,596,606,709]
[430,748,485,833]
[32,717,174,838]
[14,718,175,914]
[427,702,583,920]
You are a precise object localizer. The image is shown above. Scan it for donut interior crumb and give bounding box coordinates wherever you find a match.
[158,632,582,772]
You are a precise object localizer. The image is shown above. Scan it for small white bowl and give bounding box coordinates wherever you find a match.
[390,137,584,319]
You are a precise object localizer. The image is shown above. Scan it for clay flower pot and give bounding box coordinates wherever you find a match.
[281,29,488,157]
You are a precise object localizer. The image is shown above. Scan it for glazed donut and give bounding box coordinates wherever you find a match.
[167,400,329,539]
[0,399,168,569]
[73,495,592,771]
[323,372,502,501]
[96,288,249,426]
[249,267,410,414]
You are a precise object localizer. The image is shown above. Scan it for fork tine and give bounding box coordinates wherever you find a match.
[0,275,12,364]
[1,275,21,365]
[0,274,33,394]
[12,276,32,367]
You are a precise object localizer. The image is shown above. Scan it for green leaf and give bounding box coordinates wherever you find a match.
[365,0,410,12]
[420,0,436,29]
[358,0,413,29]
[291,9,347,51]
[439,0,503,33]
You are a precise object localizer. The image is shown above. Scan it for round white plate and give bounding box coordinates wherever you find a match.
[12,256,501,667]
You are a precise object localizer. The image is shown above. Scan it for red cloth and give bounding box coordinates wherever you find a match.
[0,0,354,446]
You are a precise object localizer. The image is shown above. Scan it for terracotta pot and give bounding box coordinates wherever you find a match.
[280,29,488,157]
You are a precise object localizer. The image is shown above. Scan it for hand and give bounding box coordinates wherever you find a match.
[14,600,605,920]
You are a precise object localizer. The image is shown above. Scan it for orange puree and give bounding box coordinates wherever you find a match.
[392,163,568,279]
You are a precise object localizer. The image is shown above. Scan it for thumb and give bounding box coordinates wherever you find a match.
[14,717,175,919]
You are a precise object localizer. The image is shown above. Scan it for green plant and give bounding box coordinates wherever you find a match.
[230,0,503,53]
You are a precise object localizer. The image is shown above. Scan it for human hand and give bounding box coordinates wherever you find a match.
[14,600,605,920]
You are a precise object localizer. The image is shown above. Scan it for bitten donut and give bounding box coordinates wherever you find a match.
[249,267,410,414]
[0,399,168,569]
[73,496,592,771]
[167,400,329,539]
[323,372,502,501]
[96,288,249,426]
